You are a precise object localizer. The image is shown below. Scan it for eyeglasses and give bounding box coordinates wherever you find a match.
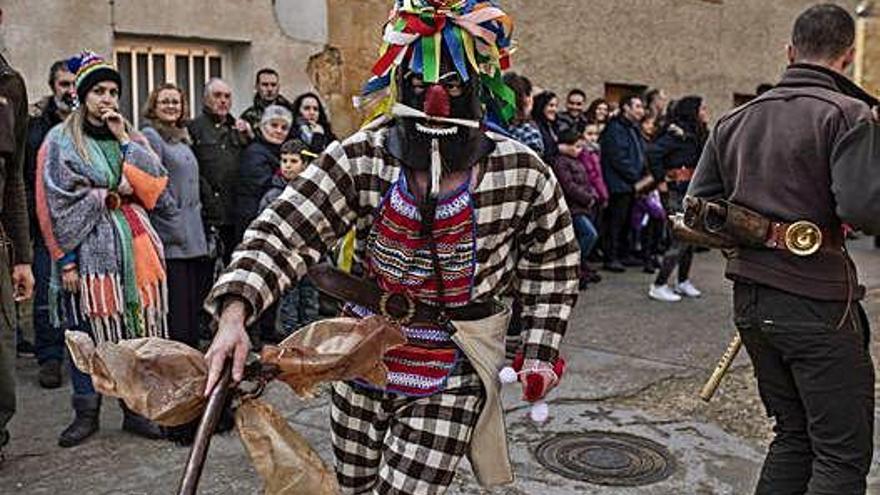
[157,99,182,106]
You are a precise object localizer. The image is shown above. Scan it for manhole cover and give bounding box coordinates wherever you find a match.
[534,431,676,486]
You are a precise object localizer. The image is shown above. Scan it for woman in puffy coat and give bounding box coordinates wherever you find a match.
[235,105,292,238]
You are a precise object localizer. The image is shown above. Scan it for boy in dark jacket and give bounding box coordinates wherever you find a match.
[259,140,321,335]
[553,128,600,289]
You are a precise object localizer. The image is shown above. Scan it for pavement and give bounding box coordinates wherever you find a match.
[3,238,880,494]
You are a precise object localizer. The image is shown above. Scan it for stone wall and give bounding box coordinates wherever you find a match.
[503,0,859,119]
[2,0,324,117]
[856,17,880,97]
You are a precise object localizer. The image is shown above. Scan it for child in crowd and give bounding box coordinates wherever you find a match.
[260,140,321,335]
[552,128,601,289]
[579,123,608,264]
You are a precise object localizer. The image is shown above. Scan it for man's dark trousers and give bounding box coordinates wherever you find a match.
[603,192,634,263]
[734,282,874,495]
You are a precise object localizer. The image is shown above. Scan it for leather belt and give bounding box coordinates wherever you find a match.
[764,221,840,256]
[307,263,499,325]
[666,167,694,183]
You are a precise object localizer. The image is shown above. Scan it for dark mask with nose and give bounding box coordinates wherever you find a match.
[390,48,488,186]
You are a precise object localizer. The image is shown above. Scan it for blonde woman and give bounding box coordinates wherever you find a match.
[36,52,179,447]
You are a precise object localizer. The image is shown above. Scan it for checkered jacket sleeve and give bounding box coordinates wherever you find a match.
[514,159,580,362]
[204,137,367,324]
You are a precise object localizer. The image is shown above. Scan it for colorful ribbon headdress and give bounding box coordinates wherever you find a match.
[357,0,516,126]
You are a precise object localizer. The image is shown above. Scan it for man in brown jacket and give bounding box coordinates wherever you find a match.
[688,4,877,494]
[0,7,35,461]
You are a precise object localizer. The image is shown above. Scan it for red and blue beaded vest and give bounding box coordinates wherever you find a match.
[349,172,476,396]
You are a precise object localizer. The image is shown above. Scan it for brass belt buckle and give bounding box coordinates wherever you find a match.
[785,221,822,256]
[379,292,416,326]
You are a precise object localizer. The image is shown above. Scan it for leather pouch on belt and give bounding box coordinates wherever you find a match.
[722,201,771,247]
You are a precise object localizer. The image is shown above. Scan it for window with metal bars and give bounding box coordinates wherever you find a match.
[114,39,226,127]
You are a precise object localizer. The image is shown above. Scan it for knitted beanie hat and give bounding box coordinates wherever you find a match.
[67,51,123,104]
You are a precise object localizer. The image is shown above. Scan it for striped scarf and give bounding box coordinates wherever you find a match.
[36,125,169,343]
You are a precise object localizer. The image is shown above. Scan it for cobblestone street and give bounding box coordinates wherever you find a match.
[4,239,880,494]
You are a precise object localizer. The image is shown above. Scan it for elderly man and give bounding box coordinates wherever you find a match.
[240,68,294,132]
[187,78,252,264]
[0,6,35,461]
[25,59,76,389]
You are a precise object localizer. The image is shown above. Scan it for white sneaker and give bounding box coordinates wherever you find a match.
[649,284,682,302]
[675,280,702,298]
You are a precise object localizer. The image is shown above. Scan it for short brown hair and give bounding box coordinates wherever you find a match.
[792,4,855,61]
[143,83,189,127]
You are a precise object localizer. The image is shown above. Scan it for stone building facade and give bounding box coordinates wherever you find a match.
[856,14,880,98]
[1,0,863,136]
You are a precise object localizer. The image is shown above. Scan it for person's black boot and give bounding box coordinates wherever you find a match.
[119,400,165,440]
[38,360,62,389]
[58,395,101,448]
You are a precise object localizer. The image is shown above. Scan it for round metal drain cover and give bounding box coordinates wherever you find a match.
[534,431,675,486]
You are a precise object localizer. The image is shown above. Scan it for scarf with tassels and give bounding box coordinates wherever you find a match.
[36,124,169,344]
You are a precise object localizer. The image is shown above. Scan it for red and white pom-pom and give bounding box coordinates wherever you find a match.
[499,365,518,384]
[530,401,549,423]
[498,352,566,424]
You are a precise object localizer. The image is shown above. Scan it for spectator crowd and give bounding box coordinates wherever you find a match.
[503,73,712,301]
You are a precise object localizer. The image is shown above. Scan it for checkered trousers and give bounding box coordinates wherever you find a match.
[330,364,485,494]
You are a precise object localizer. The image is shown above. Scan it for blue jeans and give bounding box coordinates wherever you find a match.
[33,242,65,365]
[278,277,320,337]
[572,214,598,264]
[58,293,95,398]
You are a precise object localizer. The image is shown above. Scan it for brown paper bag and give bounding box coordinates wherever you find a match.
[65,331,208,426]
[260,316,406,398]
[236,398,340,495]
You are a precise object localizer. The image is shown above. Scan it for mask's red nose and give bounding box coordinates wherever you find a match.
[423,84,450,117]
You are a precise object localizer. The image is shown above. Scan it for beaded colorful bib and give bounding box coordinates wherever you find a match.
[351,173,476,396]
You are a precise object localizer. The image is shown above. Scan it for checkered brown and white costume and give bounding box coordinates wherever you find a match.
[206,124,579,492]
[332,364,484,494]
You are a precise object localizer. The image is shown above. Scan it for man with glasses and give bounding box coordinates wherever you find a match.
[24,59,76,389]
[558,88,589,135]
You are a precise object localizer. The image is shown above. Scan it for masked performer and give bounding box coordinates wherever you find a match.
[204,1,580,493]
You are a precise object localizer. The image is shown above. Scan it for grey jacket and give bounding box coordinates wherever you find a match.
[142,125,209,260]
[688,64,876,301]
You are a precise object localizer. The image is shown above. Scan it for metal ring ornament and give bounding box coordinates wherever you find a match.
[379,292,416,325]
[785,221,822,256]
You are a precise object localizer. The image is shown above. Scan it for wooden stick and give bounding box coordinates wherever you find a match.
[699,333,742,402]
[177,360,233,495]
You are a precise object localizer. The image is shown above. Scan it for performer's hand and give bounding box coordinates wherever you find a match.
[204,299,251,397]
[11,264,34,302]
[519,359,559,403]
[61,264,79,293]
